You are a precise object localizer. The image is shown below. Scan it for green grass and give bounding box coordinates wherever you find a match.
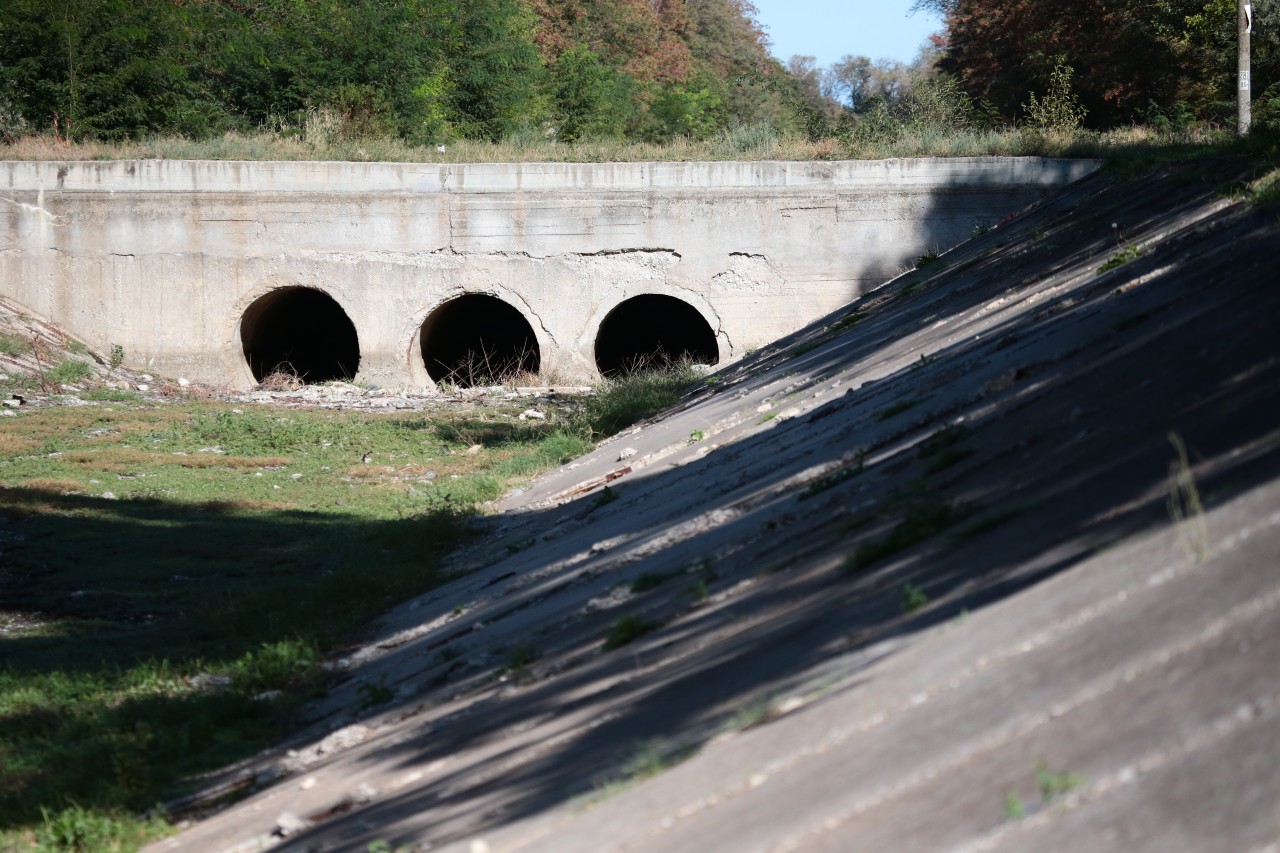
[570,362,700,438]
[0,392,626,849]
[844,490,966,574]
[917,424,973,475]
[1097,244,1143,275]
[899,583,929,614]
[46,358,94,385]
[602,615,663,651]
[0,333,33,357]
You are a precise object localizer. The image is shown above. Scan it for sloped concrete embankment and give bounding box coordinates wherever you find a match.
[154,160,1280,853]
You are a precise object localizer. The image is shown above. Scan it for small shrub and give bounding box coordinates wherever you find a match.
[108,344,125,371]
[1023,63,1087,131]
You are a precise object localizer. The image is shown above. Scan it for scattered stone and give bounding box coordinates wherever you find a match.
[273,811,311,838]
[2,399,20,408]
[291,473,303,481]
[519,409,546,420]
[140,374,153,382]
[0,410,14,417]
[136,383,149,392]
[101,491,117,499]
[466,444,483,456]
[618,447,637,461]
[178,376,190,386]
[189,673,233,691]
[254,689,284,702]
[300,776,317,790]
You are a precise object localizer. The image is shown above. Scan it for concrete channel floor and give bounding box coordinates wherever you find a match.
[150,158,1280,852]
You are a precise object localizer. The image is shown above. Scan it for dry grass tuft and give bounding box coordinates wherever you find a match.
[15,477,86,495]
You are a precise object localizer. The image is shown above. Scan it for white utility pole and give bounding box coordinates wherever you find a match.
[1240,0,1252,134]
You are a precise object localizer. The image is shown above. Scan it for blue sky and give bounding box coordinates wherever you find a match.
[750,0,944,68]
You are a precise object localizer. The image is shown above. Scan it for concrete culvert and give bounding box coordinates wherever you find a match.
[594,294,719,377]
[239,287,360,384]
[420,294,540,387]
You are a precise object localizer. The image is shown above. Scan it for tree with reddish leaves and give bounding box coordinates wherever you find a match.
[927,0,1280,128]
[937,0,1184,126]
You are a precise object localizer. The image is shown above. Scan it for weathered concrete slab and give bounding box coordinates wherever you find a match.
[149,160,1280,853]
[0,158,1096,388]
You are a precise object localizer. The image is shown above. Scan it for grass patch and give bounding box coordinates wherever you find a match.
[800,454,866,501]
[81,388,142,403]
[951,507,1023,542]
[899,583,929,614]
[569,362,700,438]
[0,396,620,847]
[844,490,965,574]
[579,738,701,808]
[0,333,33,357]
[602,615,663,651]
[1096,244,1143,275]
[917,424,973,475]
[46,358,94,386]
[630,570,680,594]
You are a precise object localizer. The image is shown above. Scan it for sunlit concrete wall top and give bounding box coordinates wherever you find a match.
[0,158,1098,388]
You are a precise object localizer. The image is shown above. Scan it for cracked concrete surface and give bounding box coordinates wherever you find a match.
[147,159,1280,852]
[0,158,1094,388]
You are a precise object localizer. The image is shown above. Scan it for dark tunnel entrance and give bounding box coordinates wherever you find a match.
[240,287,360,384]
[594,294,719,377]
[420,294,540,386]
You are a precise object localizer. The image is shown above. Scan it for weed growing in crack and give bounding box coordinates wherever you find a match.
[357,675,396,709]
[1036,762,1083,803]
[602,615,663,651]
[593,486,619,509]
[917,423,973,474]
[900,583,929,614]
[874,399,920,422]
[844,488,966,574]
[1002,792,1026,821]
[1167,431,1209,562]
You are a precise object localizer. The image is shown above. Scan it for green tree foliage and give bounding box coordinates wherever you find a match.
[0,0,787,143]
[549,46,635,141]
[933,0,1280,128]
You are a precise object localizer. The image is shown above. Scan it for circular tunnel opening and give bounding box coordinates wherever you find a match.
[420,294,541,386]
[594,294,719,377]
[239,287,360,384]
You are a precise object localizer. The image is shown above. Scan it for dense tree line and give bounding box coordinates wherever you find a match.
[0,0,794,142]
[921,0,1280,129]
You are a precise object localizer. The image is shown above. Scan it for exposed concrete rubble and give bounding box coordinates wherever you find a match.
[143,157,1279,852]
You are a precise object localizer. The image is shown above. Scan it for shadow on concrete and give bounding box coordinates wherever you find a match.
[5,158,1278,847]
[260,162,1280,849]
